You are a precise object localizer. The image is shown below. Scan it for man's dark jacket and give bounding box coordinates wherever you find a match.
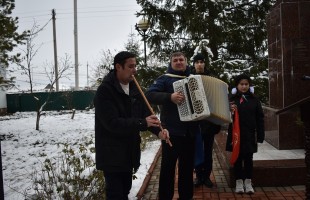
[145,64,199,137]
[94,70,156,172]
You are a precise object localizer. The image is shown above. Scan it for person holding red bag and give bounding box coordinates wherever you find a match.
[226,74,265,194]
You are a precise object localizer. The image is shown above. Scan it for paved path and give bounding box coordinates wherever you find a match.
[140,146,305,200]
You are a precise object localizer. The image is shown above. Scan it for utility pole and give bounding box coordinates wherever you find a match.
[74,0,79,90]
[87,62,89,87]
[0,141,3,200]
[52,9,59,92]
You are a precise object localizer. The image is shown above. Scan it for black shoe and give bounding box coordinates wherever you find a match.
[193,178,204,187]
[204,177,214,188]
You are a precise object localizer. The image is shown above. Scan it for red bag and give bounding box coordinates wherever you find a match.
[230,108,240,165]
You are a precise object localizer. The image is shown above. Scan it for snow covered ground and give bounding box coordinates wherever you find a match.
[0,110,161,199]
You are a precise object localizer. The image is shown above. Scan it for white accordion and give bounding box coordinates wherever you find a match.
[173,75,232,125]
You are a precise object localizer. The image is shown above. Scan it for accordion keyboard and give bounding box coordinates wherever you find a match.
[173,83,191,118]
[188,77,204,114]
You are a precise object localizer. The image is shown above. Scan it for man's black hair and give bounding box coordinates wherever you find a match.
[113,51,136,69]
[193,53,205,63]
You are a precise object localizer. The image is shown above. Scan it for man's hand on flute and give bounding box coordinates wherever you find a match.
[145,115,161,127]
[131,75,172,146]
[159,129,171,145]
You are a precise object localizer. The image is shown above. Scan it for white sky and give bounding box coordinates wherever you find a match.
[10,0,143,90]
[0,109,161,199]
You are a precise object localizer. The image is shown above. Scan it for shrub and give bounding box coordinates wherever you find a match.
[30,139,105,200]
[29,132,158,199]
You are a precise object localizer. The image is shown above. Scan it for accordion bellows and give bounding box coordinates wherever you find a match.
[173,75,232,125]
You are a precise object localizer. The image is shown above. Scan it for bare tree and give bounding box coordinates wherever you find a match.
[35,54,73,130]
[9,19,74,130]
[15,21,43,93]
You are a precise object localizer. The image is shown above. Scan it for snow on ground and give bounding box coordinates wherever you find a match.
[0,110,160,199]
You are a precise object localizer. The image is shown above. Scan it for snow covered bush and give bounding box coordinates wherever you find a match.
[30,141,105,200]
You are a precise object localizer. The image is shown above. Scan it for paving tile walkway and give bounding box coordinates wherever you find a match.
[139,146,306,200]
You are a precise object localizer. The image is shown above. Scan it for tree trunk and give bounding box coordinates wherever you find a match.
[71,109,76,119]
[36,111,41,130]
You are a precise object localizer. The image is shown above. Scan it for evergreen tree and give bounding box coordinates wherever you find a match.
[0,0,28,66]
[136,0,276,103]
[90,49,116,88]
[124,32,166,91]
[125,32,144,68]
[0,0,28,84]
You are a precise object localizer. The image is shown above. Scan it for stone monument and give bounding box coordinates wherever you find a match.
[265,0,310,150]
[266,0,310,197]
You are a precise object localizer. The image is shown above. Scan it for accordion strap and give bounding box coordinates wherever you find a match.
[164,73,186,79]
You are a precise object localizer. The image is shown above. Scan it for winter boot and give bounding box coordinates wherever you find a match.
[244,179,254,194]
[204,177,214,188]
[193,177,204,187]
[235,179,244,194]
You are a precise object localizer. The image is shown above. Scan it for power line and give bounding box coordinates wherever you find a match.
[13,70,90,78]
[30,18,52,36]
[13,4,139,14]
[57,14,138,20]
[15,7,138,19]
[57,9,138,15]
[16,13,137,24]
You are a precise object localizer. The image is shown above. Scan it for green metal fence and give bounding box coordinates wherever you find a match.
[6,90,96,113]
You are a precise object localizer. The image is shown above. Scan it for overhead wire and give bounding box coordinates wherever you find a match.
[14,5,139,20]
[29,18,52,36]
[10,4,139,88]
